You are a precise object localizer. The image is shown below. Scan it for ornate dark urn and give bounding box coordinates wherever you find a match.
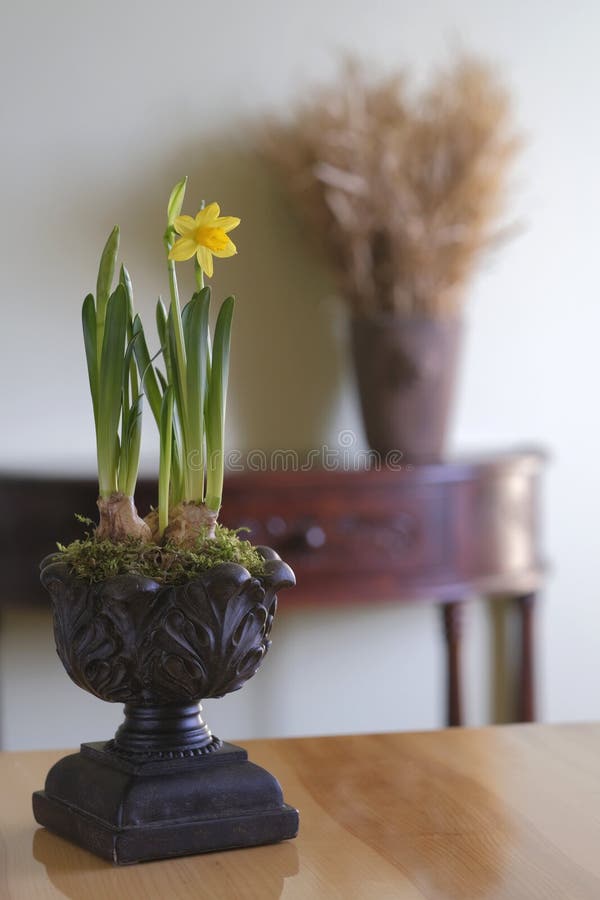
[32,546,298,864]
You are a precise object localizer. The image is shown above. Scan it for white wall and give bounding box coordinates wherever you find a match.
[1,0,599,749]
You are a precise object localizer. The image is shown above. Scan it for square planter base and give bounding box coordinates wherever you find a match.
[32,740,299,865]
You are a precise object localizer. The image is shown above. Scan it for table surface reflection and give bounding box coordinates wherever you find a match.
[2,724,600,899]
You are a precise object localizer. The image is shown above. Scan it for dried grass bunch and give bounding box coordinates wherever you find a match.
[263,56,522,318]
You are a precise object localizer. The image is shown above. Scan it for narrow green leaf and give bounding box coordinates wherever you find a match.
[117,451,127,494]
[167,177,187,226]
[96,226,119,361]
[119,265,139,400]
[181,299,193,353]
[156,360,184,502]
[158,386,174,537]
[97,284,128,497]
[166,399,185,507]
[131,315,163,425]
[156,375,184,505]
[118,331,143,493]
[167,307,186,433]
[156,297,168,346]
[82,293,98,424]
[156,297,174,386]
[129,344,139,400]
[170,437,184,506]
[205,295,235,511]
[166,273,189,437]
[167,306,191,499]
[119,265,134,329]
[156,369,168,393]
[113,432,121,491]
[185,287,211,502]
[119,342,131,493]
[185,297,213,420]
[124,394,143,497]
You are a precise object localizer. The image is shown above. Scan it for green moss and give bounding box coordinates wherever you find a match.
[55,525,266,585]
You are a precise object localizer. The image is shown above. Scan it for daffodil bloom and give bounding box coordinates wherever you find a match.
[168,203,240,278]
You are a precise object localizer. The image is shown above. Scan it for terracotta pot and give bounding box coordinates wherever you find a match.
[351,316,462,461]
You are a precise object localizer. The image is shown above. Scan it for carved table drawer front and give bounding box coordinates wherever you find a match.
[217,471,472,610]
[217,454,544,606]
[221,488,450,583]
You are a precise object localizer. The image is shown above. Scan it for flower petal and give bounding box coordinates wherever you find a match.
[212,237,237,258]
[168,237,197,261]
[173,215,197,236]
[213,215,241,234]
[194,203,220,227]
[196,245,213,278]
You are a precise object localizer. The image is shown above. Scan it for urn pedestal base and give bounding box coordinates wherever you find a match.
[32,740,299,865]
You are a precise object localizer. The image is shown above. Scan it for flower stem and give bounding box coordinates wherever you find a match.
[165,232,191,499]
[194,257,205,292]
[158,387,174,538]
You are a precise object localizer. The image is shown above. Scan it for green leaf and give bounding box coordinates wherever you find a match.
[96,226,119,361]
[185,287,211,501]
[119,265,135,332]
[167,177,187,226]
[156,368,168,393]
[82,293,98,424]
[119,335,140,479]
[119,351,131,493]
[118,266,139,404]
[156,297,174,386]
[155,360,184,503]
[158,386,174,537]
[123,394,143,497]
[129,343,139,401]
[165,278,189,441]
[185,296,213,415]
[167,307,186,435]
[97,284,128,497]
[166,401,185,507]
[181,299,192,353]
[167,305,192,499]
[156,297,168,346]
[169,437,184,506]
[131,314,163,425]
[205,295,235,511]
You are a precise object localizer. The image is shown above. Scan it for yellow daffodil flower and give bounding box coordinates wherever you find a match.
[168,203,240,278]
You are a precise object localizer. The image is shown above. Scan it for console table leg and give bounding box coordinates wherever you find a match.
[517,592,537,722]
[442,602,464,727]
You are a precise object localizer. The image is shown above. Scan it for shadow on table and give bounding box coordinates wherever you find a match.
[33,828,299,898]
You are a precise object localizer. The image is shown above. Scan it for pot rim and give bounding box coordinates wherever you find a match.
[40,545,296,595]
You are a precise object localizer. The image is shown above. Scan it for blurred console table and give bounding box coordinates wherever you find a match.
[0,449,545,727]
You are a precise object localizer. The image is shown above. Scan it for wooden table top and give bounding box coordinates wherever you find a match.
[2,723,600,899]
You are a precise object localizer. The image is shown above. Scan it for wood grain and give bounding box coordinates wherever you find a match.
[2,724,600,898]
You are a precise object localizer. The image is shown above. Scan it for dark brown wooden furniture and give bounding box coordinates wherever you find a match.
[0,449,546,727]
